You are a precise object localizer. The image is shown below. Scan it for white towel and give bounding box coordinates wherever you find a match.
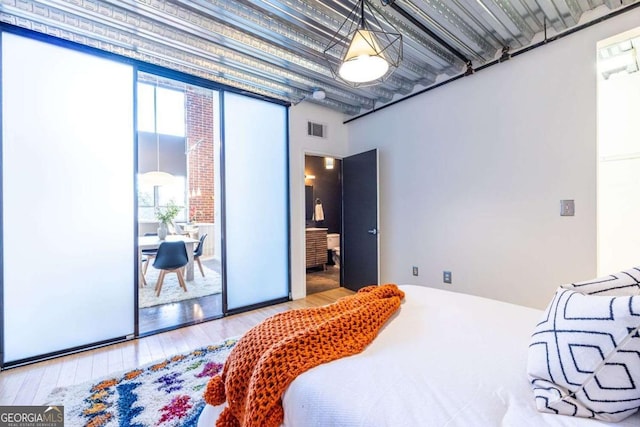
[314,203,325,221]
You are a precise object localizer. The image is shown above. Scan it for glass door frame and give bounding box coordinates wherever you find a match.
[0,23,291,369]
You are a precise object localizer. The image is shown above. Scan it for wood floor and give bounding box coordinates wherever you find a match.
[138,257,223,334]
[306,265,340,295]
[0,287,353,406]
[138,292,223,334]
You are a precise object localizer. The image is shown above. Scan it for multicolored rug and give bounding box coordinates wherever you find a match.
[44,338,237,427]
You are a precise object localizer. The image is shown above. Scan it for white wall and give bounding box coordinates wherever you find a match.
[347,7,640,310]
[289,101,349,299]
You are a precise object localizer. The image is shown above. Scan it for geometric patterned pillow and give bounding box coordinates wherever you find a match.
[560,267,640,296]
[527,288,640,421]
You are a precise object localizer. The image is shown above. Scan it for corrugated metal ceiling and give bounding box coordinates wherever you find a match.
[1,0,638,115]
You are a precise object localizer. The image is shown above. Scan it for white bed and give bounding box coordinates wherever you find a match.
[199,285,640,426]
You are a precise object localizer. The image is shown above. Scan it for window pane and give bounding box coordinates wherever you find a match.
[137,83,155,133]
[138,181,155,207]
[157,87,185,137]
[158,176,187,221]
[138,207,156,222]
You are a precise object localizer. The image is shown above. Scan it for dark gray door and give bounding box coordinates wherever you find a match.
[342,149,378,291]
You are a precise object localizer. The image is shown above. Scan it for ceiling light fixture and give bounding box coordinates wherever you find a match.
[325,157,335,169]
[140,80,175,187]
[324,0,402,87]
[312,89,326,100]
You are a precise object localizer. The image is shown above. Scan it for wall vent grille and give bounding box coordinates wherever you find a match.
[307,121,325,138]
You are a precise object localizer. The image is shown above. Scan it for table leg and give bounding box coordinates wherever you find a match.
[138,249,146,288]
[185,242,194,281]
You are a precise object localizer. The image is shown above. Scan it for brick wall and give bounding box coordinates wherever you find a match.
[185,88,215,223]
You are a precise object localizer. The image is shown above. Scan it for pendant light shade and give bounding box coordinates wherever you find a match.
[338,29,389,83]
[141,132,175,187]
[140,170,175,187]
[324,0,402,87]
[141,80,174,187]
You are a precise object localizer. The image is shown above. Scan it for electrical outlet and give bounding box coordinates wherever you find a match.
[412,266,419,276]
[443,271,452,284]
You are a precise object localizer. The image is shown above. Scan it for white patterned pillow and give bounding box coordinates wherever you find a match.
[527,288,640,422]
[561,267,640,296]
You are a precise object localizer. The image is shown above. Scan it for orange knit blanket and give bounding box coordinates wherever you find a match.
[204,284,405,427]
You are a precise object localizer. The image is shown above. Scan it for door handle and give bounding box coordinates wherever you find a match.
[367,228,378,235]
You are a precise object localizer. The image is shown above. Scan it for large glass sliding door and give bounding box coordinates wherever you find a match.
[223,92,289,312]
[1,31,291,367]
[1,33,135,365]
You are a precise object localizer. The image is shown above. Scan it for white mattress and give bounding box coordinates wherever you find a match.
[199,285,640,426]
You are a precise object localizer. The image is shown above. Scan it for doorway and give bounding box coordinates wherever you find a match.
[304,155,342,294]
[136,72,223,335]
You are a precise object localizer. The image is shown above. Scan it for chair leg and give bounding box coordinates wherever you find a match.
[196,257,205,277]
[176,268,188,292]
[139,257,147,288]
[155,270,166,296]
[140,266,148,288]
[143,256,153,275]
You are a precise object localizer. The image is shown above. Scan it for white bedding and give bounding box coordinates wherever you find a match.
[199,285,640,426]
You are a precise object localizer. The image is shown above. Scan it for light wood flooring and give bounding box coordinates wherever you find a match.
[0,287,353,406]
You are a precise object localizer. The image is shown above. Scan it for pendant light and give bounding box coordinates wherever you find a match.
[141,80,174,186]
[324,0,402,87]
[339,29,389,82]
[140,133,175,186]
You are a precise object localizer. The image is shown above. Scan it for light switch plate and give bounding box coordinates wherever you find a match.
[443,271,452,284]
[560,200,575,216]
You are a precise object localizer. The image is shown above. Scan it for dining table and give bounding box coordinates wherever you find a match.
[138,234,200,285]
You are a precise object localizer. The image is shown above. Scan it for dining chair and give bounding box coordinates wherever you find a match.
[140,256,148,288]
[153,241,189,297]
[173,222,193,237]
[193,233,208,277]
[142,232,158,275]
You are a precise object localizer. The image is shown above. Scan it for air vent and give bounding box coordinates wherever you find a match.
[307,121,326,138]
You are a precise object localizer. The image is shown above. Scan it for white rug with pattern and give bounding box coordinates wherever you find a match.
[139,264,222,308]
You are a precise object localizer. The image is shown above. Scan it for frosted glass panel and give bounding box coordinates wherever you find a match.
[224,93,289,310]
[598,159,640,273]
[2,34,135,363]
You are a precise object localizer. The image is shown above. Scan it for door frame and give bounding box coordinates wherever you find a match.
[298,149,381,296]
[299,150,344,298]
